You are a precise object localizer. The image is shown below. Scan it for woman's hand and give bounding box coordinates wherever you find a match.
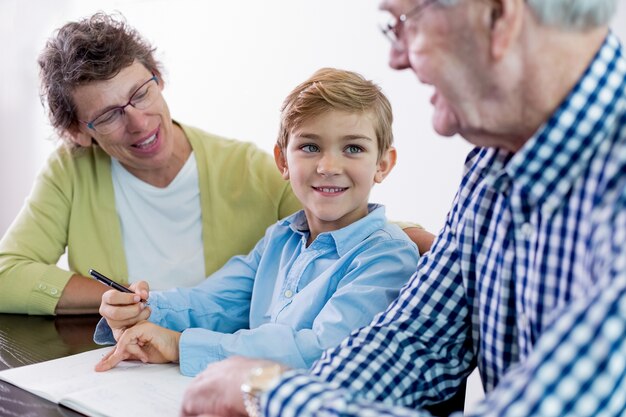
[94,321,181,371]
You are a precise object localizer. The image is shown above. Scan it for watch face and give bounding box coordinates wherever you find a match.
[248,364,285,391]
[241,364,286,417]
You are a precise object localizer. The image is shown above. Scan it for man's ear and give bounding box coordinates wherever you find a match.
[273,144,289,180]
[374,147,397,183]
[490,0,524,60]
[67,124,94,147]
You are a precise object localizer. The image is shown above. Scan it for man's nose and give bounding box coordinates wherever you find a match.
[389,44,411,70]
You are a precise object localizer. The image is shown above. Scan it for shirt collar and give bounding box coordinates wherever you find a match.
[281,204,387,257]
[503,32,625,215]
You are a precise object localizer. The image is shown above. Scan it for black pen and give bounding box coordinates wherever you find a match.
[89,269,146,302]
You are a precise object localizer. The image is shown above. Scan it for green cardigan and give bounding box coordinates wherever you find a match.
[0,124,301,314]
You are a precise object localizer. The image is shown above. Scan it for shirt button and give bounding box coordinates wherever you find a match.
[521,222,534,239]
[284,290,294,298]
[49,288,58,296]
[38,283,47,290]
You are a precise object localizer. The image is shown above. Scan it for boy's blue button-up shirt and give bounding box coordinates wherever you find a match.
[95,204,418,376]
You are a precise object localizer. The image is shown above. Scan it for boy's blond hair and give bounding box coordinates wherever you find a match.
[277,68,393,160]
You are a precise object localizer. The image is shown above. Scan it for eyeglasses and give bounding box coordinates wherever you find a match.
[81,74,160,135]
[379,0,437,47]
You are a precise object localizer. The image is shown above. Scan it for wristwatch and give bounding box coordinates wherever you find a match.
[241,363,286,417]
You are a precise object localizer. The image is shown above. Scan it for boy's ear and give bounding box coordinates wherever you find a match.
[273,144,289,180]
[67,124,94,147]
[374,147,397,184]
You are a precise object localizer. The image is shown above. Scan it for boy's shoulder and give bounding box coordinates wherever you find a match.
[336,205,419,252]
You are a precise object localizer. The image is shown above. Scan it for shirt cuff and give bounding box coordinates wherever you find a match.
[178,328,227,376]
[93,317,115,344]
[30,266,73,315]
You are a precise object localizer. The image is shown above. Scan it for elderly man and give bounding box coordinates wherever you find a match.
[180,0,626,416]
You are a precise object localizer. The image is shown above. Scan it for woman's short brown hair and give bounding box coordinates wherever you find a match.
[38,12,162,145]
[277,68,393,160]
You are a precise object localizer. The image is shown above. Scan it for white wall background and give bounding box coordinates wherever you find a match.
[1,0,625,237]
[1,0,475,238]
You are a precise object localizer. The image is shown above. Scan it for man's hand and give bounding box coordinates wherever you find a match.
[94,321,181,371]
[99,280,151,340]
[180,356,278,417]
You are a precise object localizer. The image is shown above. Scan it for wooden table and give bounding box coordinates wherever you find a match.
[0,313,101,416]
[0,314,466,417]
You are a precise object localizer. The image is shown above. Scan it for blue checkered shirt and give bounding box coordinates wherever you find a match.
[263,32,626,417]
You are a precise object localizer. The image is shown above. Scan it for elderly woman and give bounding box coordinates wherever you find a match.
[0,13,303,315]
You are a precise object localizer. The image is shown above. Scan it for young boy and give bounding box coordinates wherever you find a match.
[93,68,420,376]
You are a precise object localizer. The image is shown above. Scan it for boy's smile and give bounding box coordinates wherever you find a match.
[275,110,395,243]
[311,186,349,195]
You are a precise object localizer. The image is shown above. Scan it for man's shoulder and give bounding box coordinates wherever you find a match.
[454,147,500,200]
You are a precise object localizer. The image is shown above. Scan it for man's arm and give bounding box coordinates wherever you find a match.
[265,275,626,417]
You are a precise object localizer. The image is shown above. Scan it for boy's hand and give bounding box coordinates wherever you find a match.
[94,321,181,371]
[99,280,151,340]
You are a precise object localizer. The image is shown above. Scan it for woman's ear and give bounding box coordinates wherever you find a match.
[374,147,397,183]
[273,144,289,180]
[157,74,165,92]
[489,0,524,60]
[67,125,94,147]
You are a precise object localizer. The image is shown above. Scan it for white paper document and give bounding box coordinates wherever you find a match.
[0,347,193,417]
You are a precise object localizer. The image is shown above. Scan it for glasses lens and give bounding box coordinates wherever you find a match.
[92,109,124,135]
[89,77,158,134]
[130,78,158,110]
[378,12,399,44]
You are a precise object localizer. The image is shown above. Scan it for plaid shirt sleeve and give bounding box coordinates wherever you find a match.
[264,207,476,417]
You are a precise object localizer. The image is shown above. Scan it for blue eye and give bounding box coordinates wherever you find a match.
[345,145,363,154]
[301,144,320,153]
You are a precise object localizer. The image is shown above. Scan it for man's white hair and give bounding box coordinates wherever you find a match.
[435,0,617,30]
[526,0,617,30]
